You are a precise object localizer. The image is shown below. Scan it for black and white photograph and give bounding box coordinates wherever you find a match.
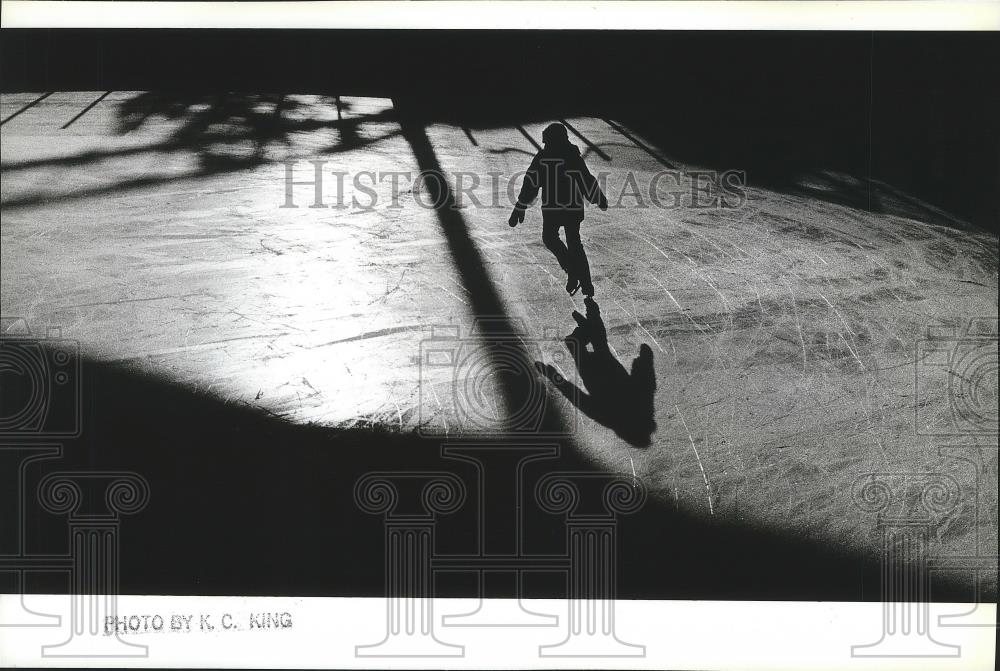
[0,2,997,668]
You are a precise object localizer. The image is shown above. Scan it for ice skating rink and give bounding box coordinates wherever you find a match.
[2,91,997,598]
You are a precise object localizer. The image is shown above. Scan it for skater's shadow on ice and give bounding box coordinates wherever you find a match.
[536,298,657,447]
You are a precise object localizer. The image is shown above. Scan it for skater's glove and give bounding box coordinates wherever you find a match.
[598,193,609,211]
[508,208,525,227]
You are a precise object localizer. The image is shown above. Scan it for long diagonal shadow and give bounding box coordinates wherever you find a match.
[0,92,52,126]
[393,101,568,437]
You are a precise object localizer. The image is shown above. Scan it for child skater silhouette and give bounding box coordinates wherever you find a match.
[508,123,608,297]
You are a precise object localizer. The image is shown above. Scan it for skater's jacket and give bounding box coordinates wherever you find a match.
[515,142,606,222]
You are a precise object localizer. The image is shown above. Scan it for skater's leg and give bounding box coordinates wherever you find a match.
[564,223,594,295]
[541,219,571,272]
[542,217,580,293]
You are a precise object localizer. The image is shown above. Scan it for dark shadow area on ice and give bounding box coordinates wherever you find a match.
[0,350,986,603]
[536,298,657,448]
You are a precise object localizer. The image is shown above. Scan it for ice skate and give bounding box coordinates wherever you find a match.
[566,275,581,295]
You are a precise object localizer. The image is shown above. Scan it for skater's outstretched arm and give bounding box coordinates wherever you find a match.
[574,153,609,211]
[534,361,602,423]
[509,154,542,227]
